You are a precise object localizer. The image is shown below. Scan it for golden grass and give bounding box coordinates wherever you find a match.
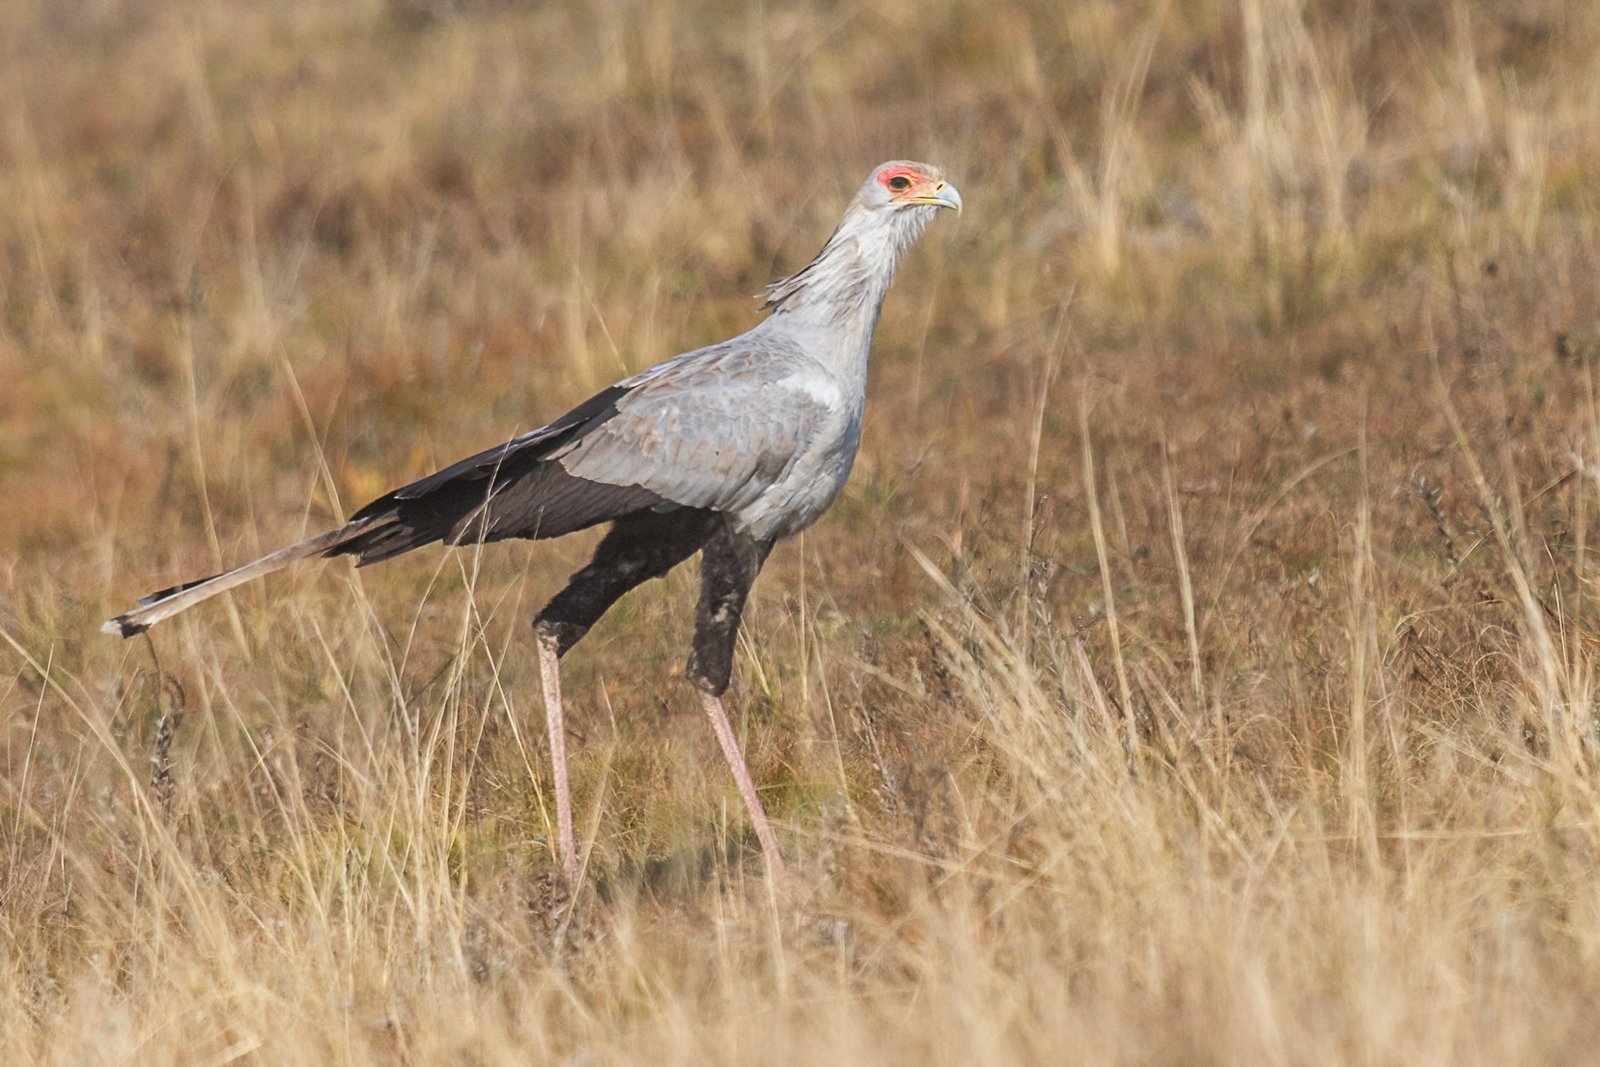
[5,0,1600,1061]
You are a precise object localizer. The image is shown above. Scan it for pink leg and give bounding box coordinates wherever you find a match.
[700,691,786,878]
[538,635,579,883]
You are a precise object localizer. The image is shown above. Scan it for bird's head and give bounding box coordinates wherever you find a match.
[761,160,959,316]
[858,161,962,215]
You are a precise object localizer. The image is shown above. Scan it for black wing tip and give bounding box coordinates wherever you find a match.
[349,492,401,523]
[101,615,149,638]
[102,579,195,638]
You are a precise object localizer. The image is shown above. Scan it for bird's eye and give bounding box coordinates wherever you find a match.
[887,174,913,192]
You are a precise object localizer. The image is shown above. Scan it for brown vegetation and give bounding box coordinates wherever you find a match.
[4,0,1600,1061]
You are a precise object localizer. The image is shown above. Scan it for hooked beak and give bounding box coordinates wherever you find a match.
[908,181,962,214]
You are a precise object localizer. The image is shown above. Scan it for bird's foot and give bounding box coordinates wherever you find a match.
[700,690,786,879]
[537,632,580,885]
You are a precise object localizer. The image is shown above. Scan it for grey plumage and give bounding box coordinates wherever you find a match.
[101,160,959,881]
[104,162,960,638]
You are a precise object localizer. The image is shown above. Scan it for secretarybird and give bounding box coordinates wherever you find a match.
[104,160,961,881]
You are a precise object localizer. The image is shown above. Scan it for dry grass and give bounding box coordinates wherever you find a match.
[5,0,1600,1062]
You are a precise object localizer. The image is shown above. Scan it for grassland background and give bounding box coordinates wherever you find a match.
[4,0,1600,1062]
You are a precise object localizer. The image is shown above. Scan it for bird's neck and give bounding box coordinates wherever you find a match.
[758,205,934,377]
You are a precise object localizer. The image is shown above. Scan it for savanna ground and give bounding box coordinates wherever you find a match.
[4,0,1600,1062]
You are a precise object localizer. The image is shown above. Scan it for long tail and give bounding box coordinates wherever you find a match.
[100,467,665,638]
[102,382,664,639]
[101,518,383,638]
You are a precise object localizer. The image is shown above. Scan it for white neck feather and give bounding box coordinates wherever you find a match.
[760,203,935,331]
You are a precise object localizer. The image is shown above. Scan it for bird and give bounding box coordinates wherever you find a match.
[103,160,961,882]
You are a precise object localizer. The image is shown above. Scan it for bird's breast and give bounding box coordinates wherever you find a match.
[732,412,863,542]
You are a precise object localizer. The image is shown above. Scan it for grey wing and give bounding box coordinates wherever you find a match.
[550,367,829,514]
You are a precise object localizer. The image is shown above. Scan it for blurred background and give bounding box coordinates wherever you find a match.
[5,1,1600,1062]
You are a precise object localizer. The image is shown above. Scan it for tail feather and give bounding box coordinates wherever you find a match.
[101,517,382,638]
[103,445,670,638]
